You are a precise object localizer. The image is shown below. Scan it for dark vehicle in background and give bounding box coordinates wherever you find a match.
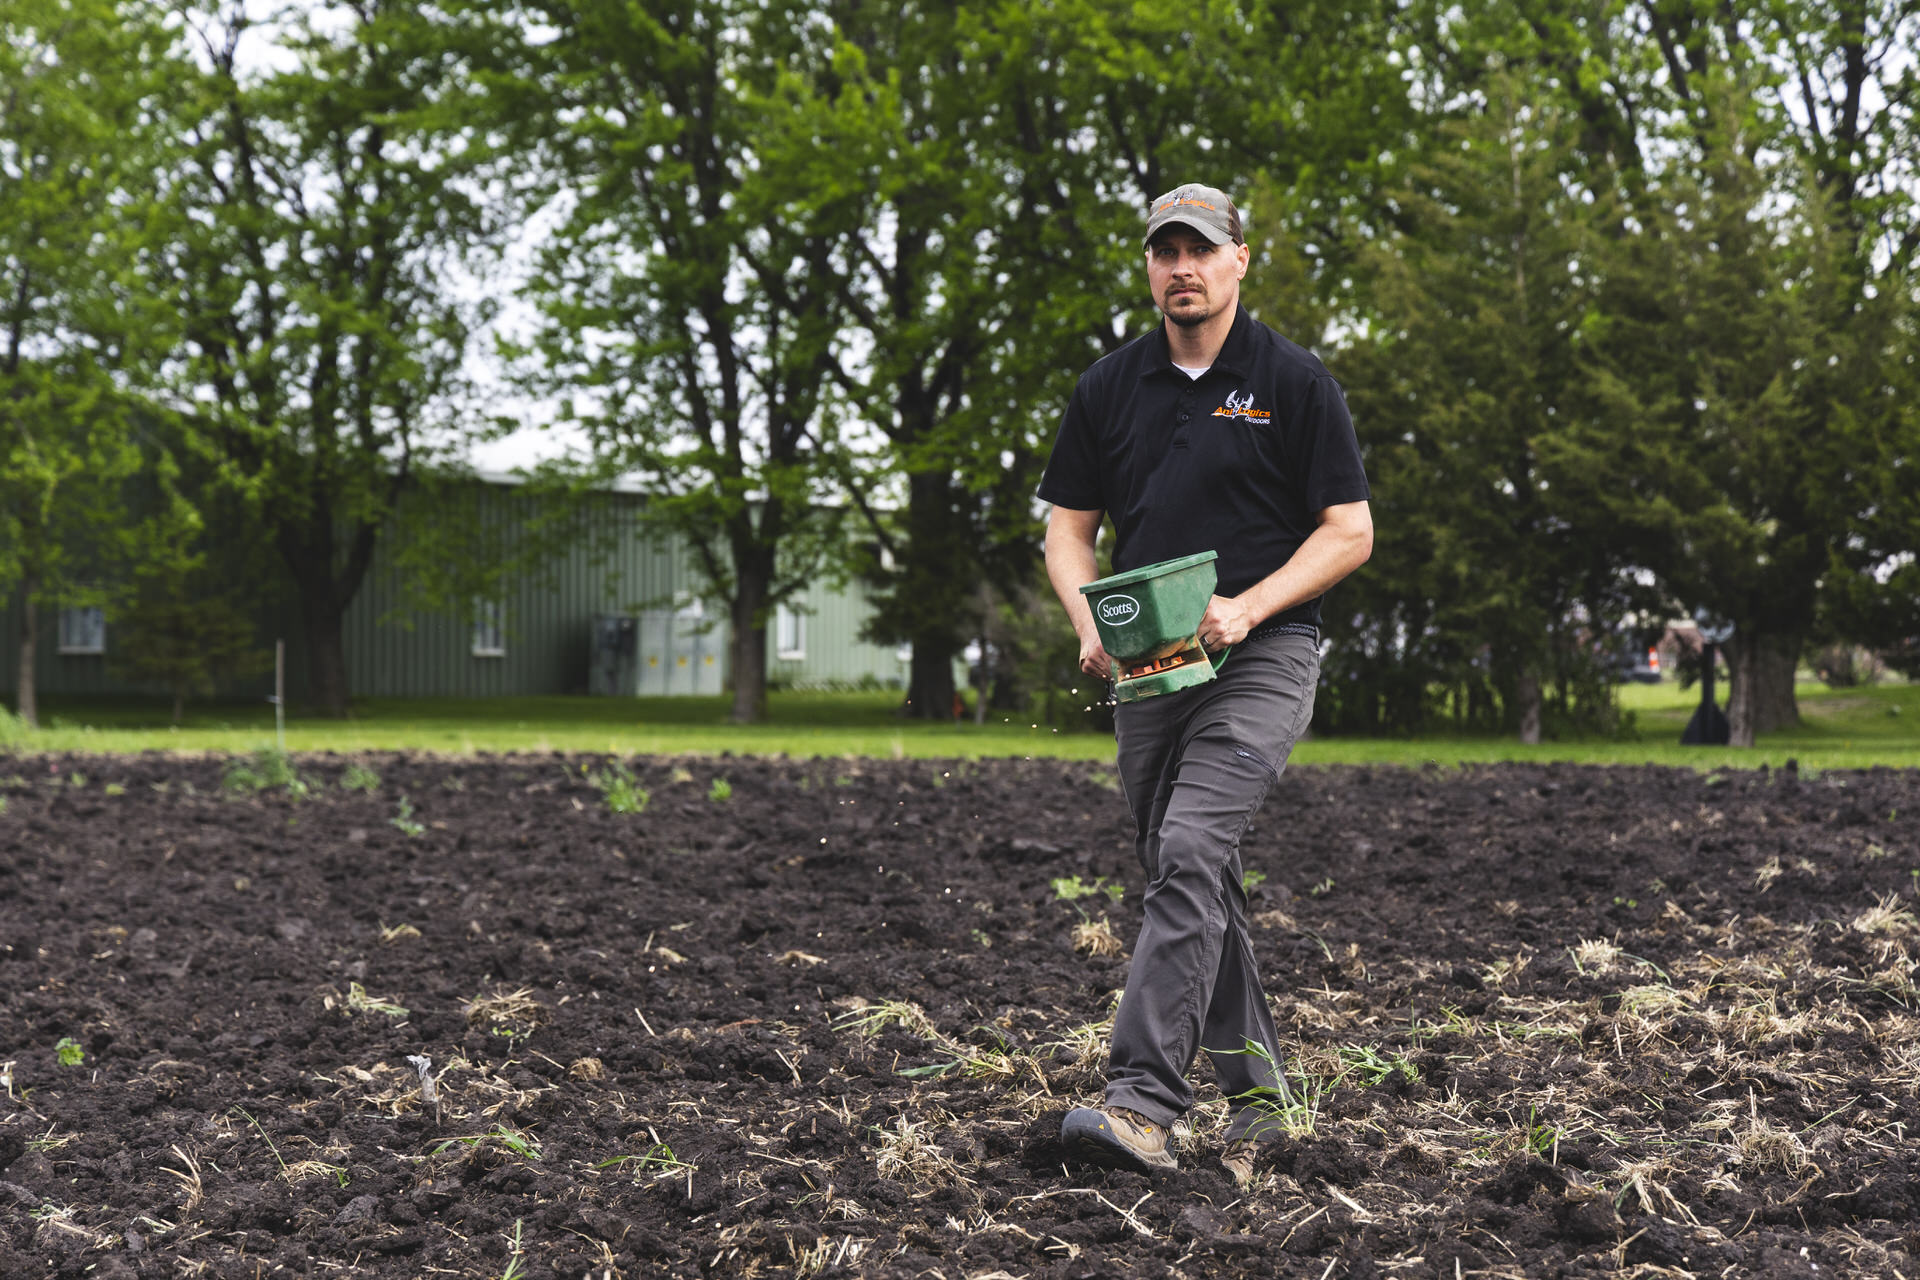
[1614,643,1663,684]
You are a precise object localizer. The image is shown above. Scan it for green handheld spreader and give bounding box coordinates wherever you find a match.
[1079,551,1230,704]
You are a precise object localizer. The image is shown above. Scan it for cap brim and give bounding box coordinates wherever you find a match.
[1143,215,1232,249]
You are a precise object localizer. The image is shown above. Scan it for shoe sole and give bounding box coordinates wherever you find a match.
[1059,1108,1177,1174]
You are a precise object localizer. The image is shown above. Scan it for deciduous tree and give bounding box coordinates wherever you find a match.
[163,0,507,716]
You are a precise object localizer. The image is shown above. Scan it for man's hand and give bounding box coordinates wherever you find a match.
[1198,595,1257,651]
[1078,632,1113,679]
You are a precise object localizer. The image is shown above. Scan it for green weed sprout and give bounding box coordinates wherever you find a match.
[1219,1040,1320,1138]
[1051,875,1125,905]
[584,760,649,814]
[498,1219,528,1280]
[54,1037,84,1068]
[342,982,409,1019]
[708,776,732,802]
[1241,868,1267,892]
[390,795,425,837]
[223,747,309,798]
[340,763,381,793]
[433,1125,543,1161]
[596,1142,694,1181]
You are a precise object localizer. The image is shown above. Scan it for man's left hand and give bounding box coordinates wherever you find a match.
[1198,595,1258,651]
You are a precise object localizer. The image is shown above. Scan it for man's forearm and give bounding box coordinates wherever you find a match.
[1046,536,1104,644]
[1234,509,1373,626]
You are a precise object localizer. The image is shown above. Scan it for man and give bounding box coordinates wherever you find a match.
[1039,183,1372,1183]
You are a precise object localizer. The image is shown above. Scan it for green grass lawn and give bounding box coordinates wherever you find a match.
[7,678,1917,771]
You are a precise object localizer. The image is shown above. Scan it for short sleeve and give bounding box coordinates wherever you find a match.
[1295,375,1370,512]
[1036,380,1106,510]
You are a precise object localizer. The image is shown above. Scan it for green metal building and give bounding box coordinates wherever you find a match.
[1,474,911,705]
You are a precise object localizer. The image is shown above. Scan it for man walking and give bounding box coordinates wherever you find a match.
[1039,183,1372,1182]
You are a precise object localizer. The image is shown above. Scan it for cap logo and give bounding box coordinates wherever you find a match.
[1156,196,1218,213]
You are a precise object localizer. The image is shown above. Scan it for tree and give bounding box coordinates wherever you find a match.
[1333,74,1653,741]
[498,0,855,724]
[109,571,268,724]
[0,0,195,727]
[784,0,1414,720]
[163,1,507,716]
[1555,120,1912,745]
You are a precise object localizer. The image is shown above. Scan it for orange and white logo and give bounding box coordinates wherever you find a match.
[1213,390,1270,421]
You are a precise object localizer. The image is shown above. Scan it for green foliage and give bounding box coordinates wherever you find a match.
[1050,875,1125,905]
[389,795,425,838]
[162,2,514,717]
[339,764,381,793]
[54,1036,84,1067]
[0,0,202,728]
[707,777,732,803]
[107,571,269,725]
[432,1126,542,1162]
[583,761,648,815]
[223,747,309,798]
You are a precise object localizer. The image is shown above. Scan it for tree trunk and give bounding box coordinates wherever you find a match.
[898,470,964,720]
[728,558,770,724]
[1514,667,1542,745]
[15,577,37,729]
[1726,630,1801,748]
[300,589,351,718]
[907,627,956,722]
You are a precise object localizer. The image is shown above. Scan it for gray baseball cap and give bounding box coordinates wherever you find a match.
[1143,183,1242,248]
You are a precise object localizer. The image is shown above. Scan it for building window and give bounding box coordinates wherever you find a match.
[58,606,105,655]
[471,598,506,657]
[775,604,805,660]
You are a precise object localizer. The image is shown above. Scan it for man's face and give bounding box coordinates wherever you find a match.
[1146,226,1249,329]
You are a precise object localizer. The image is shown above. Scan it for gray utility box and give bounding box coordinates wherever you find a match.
[590,612,725,696]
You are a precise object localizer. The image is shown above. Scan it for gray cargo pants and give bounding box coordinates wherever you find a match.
[1104,629,1318,1143]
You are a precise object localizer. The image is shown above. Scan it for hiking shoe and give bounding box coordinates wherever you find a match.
[1221,1138,1259,1187]
[1060,1105,1178,1174]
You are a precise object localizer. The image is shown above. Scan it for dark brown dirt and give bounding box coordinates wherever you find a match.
[2,753,1918,1279]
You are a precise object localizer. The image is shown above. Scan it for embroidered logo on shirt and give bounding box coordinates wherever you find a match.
[1212,390,1271,421]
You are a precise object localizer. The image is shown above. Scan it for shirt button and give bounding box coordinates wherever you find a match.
[1180,412,1191,422]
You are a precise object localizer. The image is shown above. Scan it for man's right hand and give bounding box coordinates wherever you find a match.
[1078,633,1113,680]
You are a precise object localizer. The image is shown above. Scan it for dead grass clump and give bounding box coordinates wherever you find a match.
[464,986,547,1030]
[1617,983,1689,1019]
[1071,915,1124,958]
[831,998,944,1043]
[872,1114,967,1185]
[1612,1154,1701,1224]
[567,1057,607,1081]
[1041,1018,1112,1089]
[1734,1113,1812,1174]
[1572,937,1621,972]
[1851,892,1918,937]
[1717,990,1819,1046]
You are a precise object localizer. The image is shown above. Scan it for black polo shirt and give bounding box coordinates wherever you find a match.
[1037,305,1369,631]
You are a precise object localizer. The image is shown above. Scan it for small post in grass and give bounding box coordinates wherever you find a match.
[271,639,286,753]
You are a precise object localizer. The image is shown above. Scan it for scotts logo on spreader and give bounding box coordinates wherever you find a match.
[1213,389,1271,422]
[1098,595,1141,625]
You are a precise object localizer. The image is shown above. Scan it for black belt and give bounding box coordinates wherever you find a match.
[1246,620,1319,643]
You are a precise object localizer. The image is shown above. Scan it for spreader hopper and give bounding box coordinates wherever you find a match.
[1079,551,1228,704]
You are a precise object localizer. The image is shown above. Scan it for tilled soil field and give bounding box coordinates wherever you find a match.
[2,753,1919,1279]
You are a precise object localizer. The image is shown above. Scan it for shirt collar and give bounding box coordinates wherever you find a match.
[1143,304,1255,381]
